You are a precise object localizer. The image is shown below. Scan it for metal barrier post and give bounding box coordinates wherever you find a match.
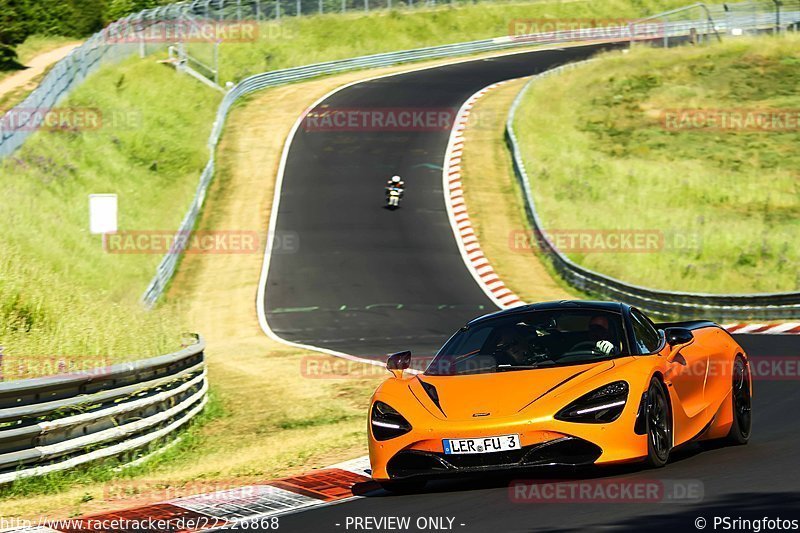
[773,0,783,32]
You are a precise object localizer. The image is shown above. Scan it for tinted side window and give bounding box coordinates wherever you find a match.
[630,309,661,354]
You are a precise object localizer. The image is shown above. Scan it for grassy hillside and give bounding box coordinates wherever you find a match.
[0,0,698,375]
[514,35,800,294]
[210,0,694,83]
[0,0,741,514]
[0,58,219,377]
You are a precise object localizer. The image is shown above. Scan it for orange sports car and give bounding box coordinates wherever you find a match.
[368,301,752,491]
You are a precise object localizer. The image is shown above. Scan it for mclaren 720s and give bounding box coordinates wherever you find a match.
[368,301,752,491]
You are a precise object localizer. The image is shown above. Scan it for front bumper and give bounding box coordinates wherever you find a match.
[385,436,602,479]
[369,393,649,480]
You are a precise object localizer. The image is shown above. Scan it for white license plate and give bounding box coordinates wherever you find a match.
[443,434,520,455]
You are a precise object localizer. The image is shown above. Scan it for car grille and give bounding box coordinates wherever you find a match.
[386,437,602,479]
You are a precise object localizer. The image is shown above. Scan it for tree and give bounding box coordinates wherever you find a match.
[0,0,30,47]
[0,0,31,70]
[0,0,176,70]
[108,0,166,22]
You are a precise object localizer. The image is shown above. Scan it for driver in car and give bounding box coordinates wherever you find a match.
[493,327,530,366]
[588,315,618,356]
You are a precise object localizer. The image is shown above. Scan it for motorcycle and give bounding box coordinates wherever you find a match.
[386,187,402,209]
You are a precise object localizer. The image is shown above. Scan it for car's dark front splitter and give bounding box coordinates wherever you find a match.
[386,437,602,479]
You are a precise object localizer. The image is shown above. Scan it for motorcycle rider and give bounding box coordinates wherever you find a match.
[385,175,405,198]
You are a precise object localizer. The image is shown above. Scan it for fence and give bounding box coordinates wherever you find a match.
[504,63,800,321]
[0,0,614,158]
[630,1,800,47]
[4,0,798,159]
[141,1,800,311]
[0,336,206,484]
[1,0,798,312]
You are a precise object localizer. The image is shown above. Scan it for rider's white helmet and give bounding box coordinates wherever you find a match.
[391,175,402,184]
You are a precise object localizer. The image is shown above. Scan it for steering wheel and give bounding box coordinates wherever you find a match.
[561,341,602,358]
[565,340,601,354]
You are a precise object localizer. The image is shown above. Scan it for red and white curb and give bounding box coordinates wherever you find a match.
[443,80,525,311]
[441,82,800,335]
[3,457,374,532]
[9,70,800,533]
[722,322,800,335]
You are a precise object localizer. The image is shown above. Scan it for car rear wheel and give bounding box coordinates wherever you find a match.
[645,377,672,468]
[378,478,427,494]
[725,355,752,445]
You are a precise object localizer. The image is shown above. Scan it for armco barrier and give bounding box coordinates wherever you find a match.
[139,29,647,305]
[0,336,206,484]
[141,3,800,315]
[140,7,765,306]
[0,0,796,315]
[504,64,800,321]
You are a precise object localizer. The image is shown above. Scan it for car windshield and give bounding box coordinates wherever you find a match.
[426,309,627,376]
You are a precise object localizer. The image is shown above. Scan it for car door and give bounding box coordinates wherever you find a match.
[631,309,708,423]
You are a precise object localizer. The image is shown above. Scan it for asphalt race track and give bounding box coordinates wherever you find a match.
[264,43,623,359]
[262,46,800,531]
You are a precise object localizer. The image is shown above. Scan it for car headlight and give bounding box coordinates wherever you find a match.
[555,381,629,423]
[371,401,412,441]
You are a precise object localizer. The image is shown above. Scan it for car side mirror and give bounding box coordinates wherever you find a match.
[665,327,693,347]
[387,351,412,378]
[664,327,694,362]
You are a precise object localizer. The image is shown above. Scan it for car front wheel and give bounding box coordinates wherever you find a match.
[725,355,752,445]
[645,377,672,467]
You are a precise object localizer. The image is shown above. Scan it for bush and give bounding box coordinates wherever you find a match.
[0,43,23,70]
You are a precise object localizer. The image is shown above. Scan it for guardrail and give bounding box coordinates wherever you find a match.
[1,0,796,314]
[0,0,632,159]
[6,0,795,160]
[504,63,800,321]
[141,11,753,306]
[0,336,206,484]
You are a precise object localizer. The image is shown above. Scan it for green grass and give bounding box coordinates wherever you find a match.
[514,35,800,294]
[0,0,701,374]
[201,0,696,83]
[0,57,220,376]
[0,0,735,513]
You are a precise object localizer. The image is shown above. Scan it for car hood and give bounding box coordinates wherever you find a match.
[410,360,619,421]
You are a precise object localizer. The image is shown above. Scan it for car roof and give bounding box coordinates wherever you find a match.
[466,300,629,327]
